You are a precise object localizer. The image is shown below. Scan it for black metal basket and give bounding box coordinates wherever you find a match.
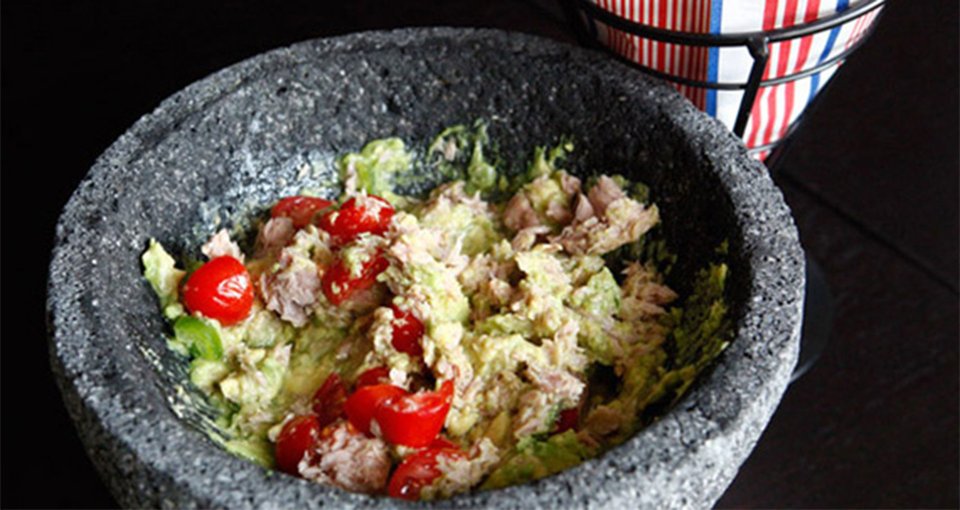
[561,0,885,159]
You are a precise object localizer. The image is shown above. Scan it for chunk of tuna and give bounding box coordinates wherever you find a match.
[201,229,243,261]
[299,422,391,494]
[502,192,541,232]
[255,217,296,258]
[586,175,627,216]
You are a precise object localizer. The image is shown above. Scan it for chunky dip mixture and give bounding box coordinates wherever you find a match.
[143,125,730,501]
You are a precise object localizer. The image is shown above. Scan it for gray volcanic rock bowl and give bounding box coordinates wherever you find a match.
[47,28,803,509]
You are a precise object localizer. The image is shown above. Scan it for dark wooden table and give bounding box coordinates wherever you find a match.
[3,1,956,507]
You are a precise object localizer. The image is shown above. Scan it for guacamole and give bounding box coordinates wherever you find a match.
[142,125,731,500]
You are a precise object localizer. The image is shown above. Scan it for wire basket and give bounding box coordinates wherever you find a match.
[561,0,885,160]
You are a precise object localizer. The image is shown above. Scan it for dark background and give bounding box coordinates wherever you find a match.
[2,0,957,508]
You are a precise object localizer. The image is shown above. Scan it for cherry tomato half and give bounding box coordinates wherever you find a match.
[271,196,334,229]
[356,366,391,388]
[374,380,454,447]
[181,256,254,326]
[321,252,389,306]
[387,447,466,500]
[318,195,394,245]
[555,408,580,434]
[389,304,424,357]
[343,384,407,436]
[312,373,348,428]
[274,415,321,475]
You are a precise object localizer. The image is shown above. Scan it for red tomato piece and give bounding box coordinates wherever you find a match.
[274,415,321,475]
[374,380,454,447]
[271,196,334,229]
[555,408,580,434]
[318,195,394,245]
[389,304,424,357]
[387,447,466,501]
[356,366,391,388]
[429,436,458,450]
[181,256,254,325]
[321,252,389,306]
[312,373,348,427]
[343,384,407,436]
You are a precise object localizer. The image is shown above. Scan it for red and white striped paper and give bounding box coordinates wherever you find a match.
[590,0,882,159]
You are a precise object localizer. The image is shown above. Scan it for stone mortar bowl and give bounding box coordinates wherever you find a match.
[47,28,803,509]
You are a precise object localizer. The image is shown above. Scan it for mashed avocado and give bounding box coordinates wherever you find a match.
[338,137,413,204]
[142,124,731,500]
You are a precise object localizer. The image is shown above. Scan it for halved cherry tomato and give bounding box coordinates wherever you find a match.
[343,384,407,436]
[387,447,466,500]
[312,373,348,427]
[181,256,254,326]
[270,196,334,229]
[356,366,391,388]
[389,304,424,357]
[318,195,394,245]
[274,415,321,475]
[555,408,580,434]
[374,380,454,447]
[321,252,389,306]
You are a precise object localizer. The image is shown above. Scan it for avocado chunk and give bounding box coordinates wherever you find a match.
[481,430,595,490]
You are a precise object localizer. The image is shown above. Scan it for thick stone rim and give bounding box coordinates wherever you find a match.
[47,27,803,509]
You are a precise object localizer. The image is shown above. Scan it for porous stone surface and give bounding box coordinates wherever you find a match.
[47,28,803,509]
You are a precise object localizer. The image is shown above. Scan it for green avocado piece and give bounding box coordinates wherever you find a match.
[242,308,294,349]
[419,200,501,256]
[189,358,230,393]
[427,121,500,196]
[481,430,594,490]
[384,256,469,325]
[273,323,350,410]
[515,249,571,298]
[174,315,223,361]
[474,313,534,337]
[219,346,289,417]
[575,318,616,366]
[527,140,573,181]
[570,267,620,317]
[467,142,498,194]
[142,239,185,320]
[223,436,274,468]
[669,262,730,369]
[338,137,413,203]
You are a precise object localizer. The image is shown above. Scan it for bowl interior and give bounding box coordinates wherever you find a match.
[136,36,746,431]
[49,28,797,509]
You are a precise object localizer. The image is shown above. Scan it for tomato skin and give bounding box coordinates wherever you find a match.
[387,447,466,500]
[555,408,580,434]
[374,380,454,447]
[181,256,254,325]
[428,437,458,450]
[318,195,394,245]
[271,196,334,229]
[321,253,389,306]
[356,366,391,388]
[274,415,321,475]
[312,373,348,428]
[344,384,407,436]
[389,305,424,357]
